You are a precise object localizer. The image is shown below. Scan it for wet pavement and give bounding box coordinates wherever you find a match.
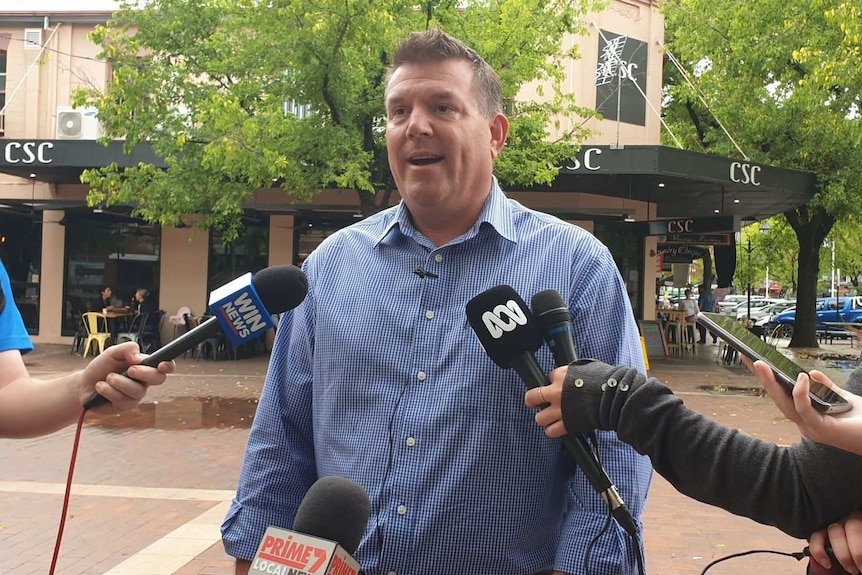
[1,339,859,575]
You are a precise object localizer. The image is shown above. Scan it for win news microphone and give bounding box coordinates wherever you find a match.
[465,285,638,538]
[249,476,370,575]
[83,264,309,410]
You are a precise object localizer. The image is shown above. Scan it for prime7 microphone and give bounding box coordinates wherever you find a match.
[465,285,638,539]
[249,476,369,575]
[83,264,309,410]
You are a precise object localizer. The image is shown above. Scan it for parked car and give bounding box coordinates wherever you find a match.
[733,298,794,321]
[718,294,763,315]
[771,296,862,338]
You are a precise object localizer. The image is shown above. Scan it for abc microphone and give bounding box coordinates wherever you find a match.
[249,476,370,575]
[465,285,638,538]
[83,264,309,410]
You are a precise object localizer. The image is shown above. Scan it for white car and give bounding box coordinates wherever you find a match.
[735,299,795,321]
[717,294,762,315]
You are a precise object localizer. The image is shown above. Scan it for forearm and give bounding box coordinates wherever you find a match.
[562,363,862,538]
[0,373,84,438]
[235,559,251,575]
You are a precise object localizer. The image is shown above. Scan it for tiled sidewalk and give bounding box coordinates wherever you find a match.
[2,341,856,575]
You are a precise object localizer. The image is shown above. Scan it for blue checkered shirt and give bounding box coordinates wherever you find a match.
[222,181,653,575]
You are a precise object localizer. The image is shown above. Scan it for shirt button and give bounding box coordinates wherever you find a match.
[425,310,435,320]
[435,254,443,263]
[387,572,397,575]
[406,437,416,447]
[397,505,407,515]
[417,371,426,381]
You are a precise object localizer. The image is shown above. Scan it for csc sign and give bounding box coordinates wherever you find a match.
[560,147,603,172]
[4,142,54,164]
[730,161,761,186]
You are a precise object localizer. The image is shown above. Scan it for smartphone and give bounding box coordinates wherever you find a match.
[696,312,851,414]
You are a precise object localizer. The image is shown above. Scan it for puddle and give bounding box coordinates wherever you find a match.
[827,360,857,372]
[86,397,258,430]
[697,384,766,397]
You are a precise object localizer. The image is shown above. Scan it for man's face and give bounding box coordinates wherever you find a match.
[103,287,112,299]
[384,59,507,215]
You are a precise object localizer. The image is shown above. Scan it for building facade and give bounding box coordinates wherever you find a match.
[0,0,812,345]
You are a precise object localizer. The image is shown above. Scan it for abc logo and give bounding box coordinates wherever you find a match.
[482,300,528,339]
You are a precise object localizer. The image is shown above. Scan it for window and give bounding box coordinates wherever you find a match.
[0,213,43,334]
[62,214,161,336]
[208,216,269,296]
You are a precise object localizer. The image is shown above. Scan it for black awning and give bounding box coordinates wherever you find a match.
[0,140,815,222]
[539,145,816,220]
[0,139,165,183]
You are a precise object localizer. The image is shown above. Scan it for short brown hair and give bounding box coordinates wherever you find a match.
[385,28,503,117]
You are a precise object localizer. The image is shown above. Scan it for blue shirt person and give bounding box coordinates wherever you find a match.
[222,29,651,575]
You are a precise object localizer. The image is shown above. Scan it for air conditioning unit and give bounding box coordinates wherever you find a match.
[56,106,104,140]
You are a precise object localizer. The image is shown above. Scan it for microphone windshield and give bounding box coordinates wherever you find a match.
[252,264,309,314]
[293,476,370,554]
[465,285,543,368]
[531,289,571,328]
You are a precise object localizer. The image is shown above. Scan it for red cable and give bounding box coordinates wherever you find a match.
[47,409,86,575]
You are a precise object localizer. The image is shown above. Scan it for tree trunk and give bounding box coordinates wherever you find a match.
[789,235,821,348]
[786,204,834,348]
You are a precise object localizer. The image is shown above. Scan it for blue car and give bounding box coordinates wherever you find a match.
[772,296,862,338]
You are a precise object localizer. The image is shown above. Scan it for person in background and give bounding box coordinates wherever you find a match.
[0,259,174,438]
[222,28,652,575]
[526,359,862,575]
[132,288,157,317]
[90,285,116,312]
[678,287,699,345]
[696,284,717,344]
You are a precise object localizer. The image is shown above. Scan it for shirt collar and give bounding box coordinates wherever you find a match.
[373,177,517,247]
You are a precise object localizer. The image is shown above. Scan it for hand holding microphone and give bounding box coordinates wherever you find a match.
[465,286,638,539]
[83,264,309,410]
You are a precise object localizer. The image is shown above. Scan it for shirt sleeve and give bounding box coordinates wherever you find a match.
[554,246,652,575]
[220,284,319,560]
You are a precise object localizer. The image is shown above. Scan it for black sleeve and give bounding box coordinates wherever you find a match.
[561,362,862,538]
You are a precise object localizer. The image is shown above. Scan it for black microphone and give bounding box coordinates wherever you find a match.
[531,289,578,366]
[249,476,369,575]
[465,285,638,538]
[83,264,309,410]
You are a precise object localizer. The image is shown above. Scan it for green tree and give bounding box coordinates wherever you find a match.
[827,216,862,293]
[662,0,862,347]
[74,0,604,240]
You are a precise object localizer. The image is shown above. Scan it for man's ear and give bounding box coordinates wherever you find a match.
[489,113,509,158]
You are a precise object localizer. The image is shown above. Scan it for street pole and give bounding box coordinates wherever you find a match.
[747,238,752,322]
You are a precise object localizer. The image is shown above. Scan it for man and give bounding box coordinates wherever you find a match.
[0,260,174,438]
[222,29,651,575]
[526,359,862,574]
[90,285,116,312]
[678,288,699,347]
[696,284,717,344]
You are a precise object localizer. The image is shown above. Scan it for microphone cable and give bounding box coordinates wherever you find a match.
[581,433,646,575]
[47,409,87,575]
[699,547,809,574]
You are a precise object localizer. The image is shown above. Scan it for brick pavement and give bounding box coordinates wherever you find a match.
[1,340,858,575]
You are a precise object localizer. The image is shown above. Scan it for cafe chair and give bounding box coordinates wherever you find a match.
[116,313,149,346]
[81,312,112,357]
[140,309,166,353]
[169,306,192,340]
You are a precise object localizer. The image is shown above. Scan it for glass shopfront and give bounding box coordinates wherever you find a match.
[62,212,161,336]
[595,220,644,320]
[208,215,270,294]
[0,212,42,334]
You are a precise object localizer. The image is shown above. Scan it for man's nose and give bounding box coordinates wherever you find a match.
[405,110,433,138]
